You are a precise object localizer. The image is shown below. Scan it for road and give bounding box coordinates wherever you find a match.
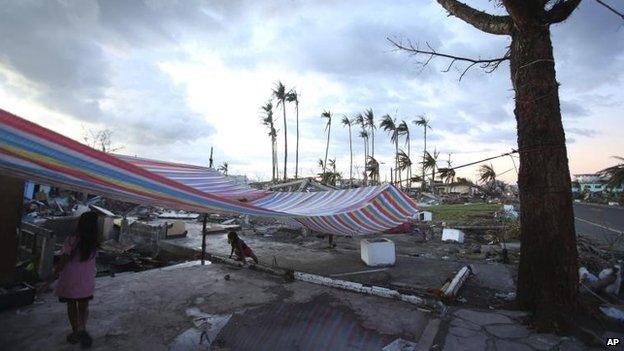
[574,203,624,250]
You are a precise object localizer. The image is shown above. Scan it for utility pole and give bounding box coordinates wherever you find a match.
[209,147,214,168]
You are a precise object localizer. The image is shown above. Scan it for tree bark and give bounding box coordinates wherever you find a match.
[510,25,579,330]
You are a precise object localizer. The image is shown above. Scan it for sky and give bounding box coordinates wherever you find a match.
[0,0,622,183]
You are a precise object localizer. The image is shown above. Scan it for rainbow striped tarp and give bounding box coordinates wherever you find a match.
[0,109,419,235]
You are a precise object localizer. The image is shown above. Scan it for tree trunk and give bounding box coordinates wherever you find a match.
[348,125,353,188]
[395,138,399,186]
[282,102,288,180]
[363,138,368,186]
[324,123,331,174]
[295,102,299,179]
[422,128,427,190]
[407,138,411,188]
[511,26,578,329]
[371,129,375,158]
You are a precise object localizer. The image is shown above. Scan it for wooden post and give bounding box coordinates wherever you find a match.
[201,213,207,265]
[0,175,24,285]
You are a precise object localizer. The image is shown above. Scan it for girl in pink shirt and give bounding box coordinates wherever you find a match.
[54,211,99,349]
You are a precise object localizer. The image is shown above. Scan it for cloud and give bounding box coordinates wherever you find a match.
[0,0,622,182]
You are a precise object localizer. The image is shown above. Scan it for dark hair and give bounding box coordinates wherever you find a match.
[227,231,238,244]
[76,211,99,261]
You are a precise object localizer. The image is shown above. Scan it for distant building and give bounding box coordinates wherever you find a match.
[435,182,478,195]
[573,173,623,193]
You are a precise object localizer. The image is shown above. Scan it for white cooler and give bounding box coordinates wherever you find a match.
[360,238,396,267]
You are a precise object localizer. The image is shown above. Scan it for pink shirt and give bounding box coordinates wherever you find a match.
[54,235,97,299]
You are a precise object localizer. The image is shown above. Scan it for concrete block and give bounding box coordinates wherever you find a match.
[418,211,433,222]
[360,238,396,267]
[442,229,465,243]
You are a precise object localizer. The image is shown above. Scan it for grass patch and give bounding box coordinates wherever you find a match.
[426,203,500,223]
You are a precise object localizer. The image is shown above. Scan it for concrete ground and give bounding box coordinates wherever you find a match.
[0,261,595,351]
[163,224,516,307]
[0,261,431,351]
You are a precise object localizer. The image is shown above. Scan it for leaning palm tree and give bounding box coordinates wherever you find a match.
[438,153,456,184]
[397,120,410,187]
[380,114,400,185]
[397,150,412,189]
[218,161,229,176]
[363,109,376,158]
[413,115,431,189]
[422,150,439,193]
[366,156,380,184]
[341,115,354,187]
[321,110,332,174]
[478,164,497,194]
[438,167,456,184]
[599,156,624,188]
[286,89,300,179]
[260,101,277,181]
[273,81,288,180]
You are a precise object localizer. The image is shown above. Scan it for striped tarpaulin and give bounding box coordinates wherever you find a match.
[117,155,269,202]
[0,109,419,235]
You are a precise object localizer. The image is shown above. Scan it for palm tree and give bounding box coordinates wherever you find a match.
[341,115,354,187]
[321,110,332,174]
[366,156,380,184]
[273,81,288,180]
[397,150,412,189]
[363,109,376,158]
[478,164,497,194]
[318,158,340,186]
[359,129,369,186]
[397,120,410,187]
[422,150,439,193]
[260,101,277,181]
[355,113,367,185]
[438,153,456,184]
[599,156,624,188]
[413,115,431,190]
[218,161,229,176]
[438,167,456,184]
[380,114,400,185]
[286,89,300,179]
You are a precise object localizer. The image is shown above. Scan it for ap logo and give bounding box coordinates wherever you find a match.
[607,337,620,347]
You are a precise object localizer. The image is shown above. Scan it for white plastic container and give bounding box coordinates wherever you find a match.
[360,238,396,267]
[442,228,465,243]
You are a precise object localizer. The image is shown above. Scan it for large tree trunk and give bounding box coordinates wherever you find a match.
[511,26,578,330]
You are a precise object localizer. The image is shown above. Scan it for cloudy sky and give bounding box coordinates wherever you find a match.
[0,0,622,183]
